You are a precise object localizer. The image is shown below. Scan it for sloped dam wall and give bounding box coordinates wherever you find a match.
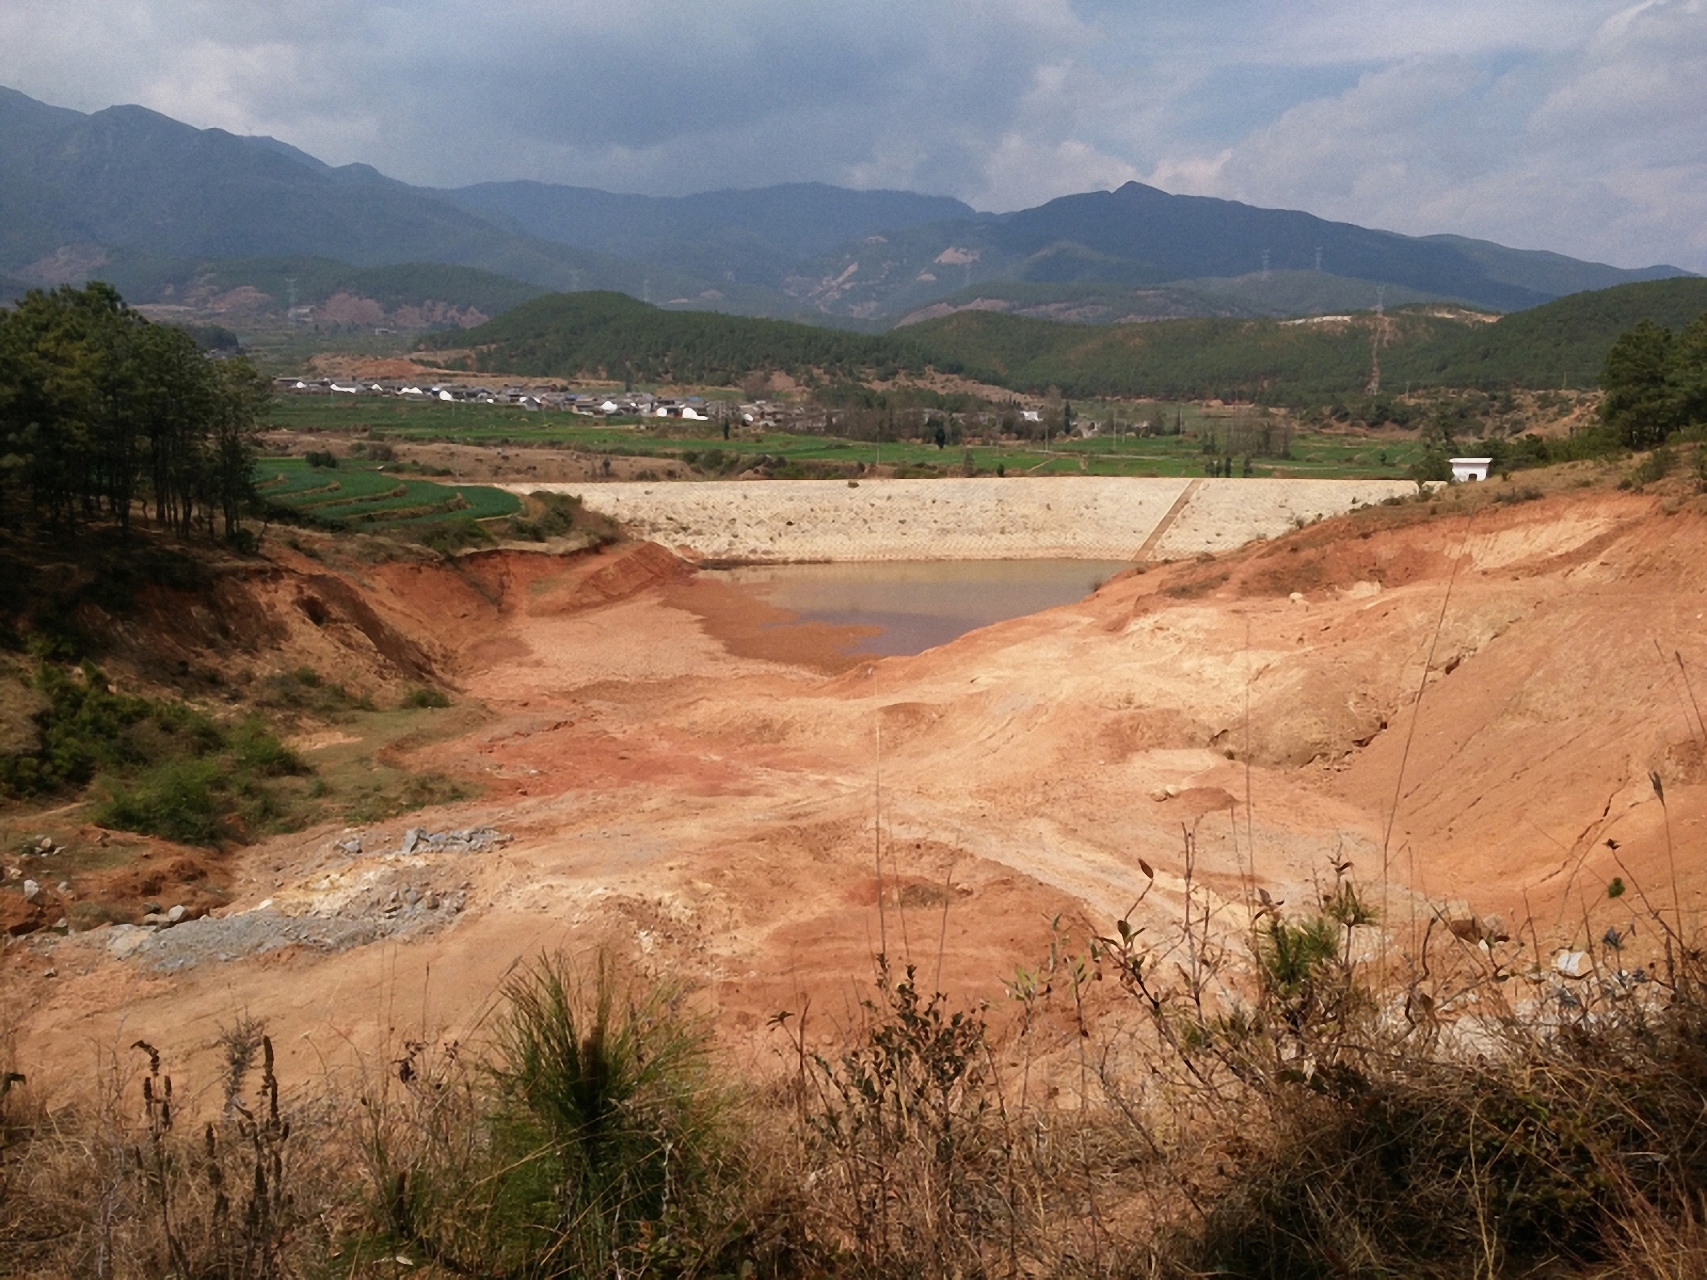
[505,476,1420,562]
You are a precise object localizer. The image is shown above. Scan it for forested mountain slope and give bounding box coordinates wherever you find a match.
[430,279,1707,406]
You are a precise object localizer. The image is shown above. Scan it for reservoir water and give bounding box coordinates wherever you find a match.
[702,559,1132,656]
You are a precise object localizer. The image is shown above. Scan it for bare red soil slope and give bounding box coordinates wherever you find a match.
[7,486,1705,1098]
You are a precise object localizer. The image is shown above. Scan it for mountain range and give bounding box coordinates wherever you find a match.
[0,84,1692,328]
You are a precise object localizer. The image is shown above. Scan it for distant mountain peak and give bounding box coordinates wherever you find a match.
[0,82,1693,328]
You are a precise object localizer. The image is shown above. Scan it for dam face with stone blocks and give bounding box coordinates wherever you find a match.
[505,476,1420,563]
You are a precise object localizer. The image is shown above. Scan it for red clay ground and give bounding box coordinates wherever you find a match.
[6,481,1706,1108]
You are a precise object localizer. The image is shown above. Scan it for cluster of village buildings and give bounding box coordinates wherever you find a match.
[277,377,749,421]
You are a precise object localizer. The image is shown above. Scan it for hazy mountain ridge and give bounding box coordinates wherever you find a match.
[0,86,735,309]
[0,85,1692,328]
[440,181,977,290]
[786,183,1689,319]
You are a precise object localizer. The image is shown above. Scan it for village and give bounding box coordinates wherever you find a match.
[276,375,732,420]
[271,374,1175,450]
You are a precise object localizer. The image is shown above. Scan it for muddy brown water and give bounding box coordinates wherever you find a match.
[702,559,1132,656]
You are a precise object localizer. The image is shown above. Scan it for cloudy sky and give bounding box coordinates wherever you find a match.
[3,0,1705,270]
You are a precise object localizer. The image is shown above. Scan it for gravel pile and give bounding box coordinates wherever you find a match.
[107,885,470,972]
[78,823,509,972]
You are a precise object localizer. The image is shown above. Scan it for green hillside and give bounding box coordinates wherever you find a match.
[900,309,1453,402]
[905,280,1707,401]
[891,272,1449,326]
[422,290,931,383]
[1393,277,1707,390]
[417,279,1707,407]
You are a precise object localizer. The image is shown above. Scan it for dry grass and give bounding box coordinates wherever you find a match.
[7,864,1707,1278]
[0,1020,355,1279]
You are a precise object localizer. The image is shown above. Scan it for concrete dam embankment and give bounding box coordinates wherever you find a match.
[505,476,1420,562]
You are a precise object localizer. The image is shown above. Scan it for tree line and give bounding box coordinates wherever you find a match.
[0,282,266,540]
[1598,313,1707,448]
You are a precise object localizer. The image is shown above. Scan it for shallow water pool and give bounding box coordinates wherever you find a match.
[702,559,1131,656]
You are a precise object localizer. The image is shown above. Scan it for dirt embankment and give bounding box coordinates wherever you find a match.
[0,533,683,938]
[7,483,1707,1104]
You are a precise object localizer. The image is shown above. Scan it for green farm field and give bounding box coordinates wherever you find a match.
[263,395,1426,479]
[254,455,522,529]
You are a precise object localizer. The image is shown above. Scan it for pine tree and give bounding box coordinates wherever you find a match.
[0,283,266,540]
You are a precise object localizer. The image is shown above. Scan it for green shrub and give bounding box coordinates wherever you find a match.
[230,715,309,775]
[1629,444,1676,488]
[97,757,227,846]
[1408,449,1452,485]
[1255,914,1339,1002]
[1,661,314,845]
[509,492,619,545]
[92,714,309,845]
[252,666,373,716]
[368,953,734,1277]
[401,686,450,709]
[0,662,156,796]
[413,518,496,555]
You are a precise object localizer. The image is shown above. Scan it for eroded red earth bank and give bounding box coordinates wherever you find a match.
[8,486,1706,1101]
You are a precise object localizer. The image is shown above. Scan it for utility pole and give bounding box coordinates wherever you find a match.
[1365,285,1386,396]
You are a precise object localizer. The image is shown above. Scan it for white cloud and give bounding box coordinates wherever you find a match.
[1143,0,1707,268]
[974,134,1143,210]
[0,0,1703,268]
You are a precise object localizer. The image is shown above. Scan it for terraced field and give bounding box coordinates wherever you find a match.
[254,458,521,529]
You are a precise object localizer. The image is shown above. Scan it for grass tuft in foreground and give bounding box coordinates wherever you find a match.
[358,952,744,1278]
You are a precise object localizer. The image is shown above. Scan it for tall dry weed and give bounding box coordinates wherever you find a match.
[0,1027,350,1279]
[7,863,1707,1278]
